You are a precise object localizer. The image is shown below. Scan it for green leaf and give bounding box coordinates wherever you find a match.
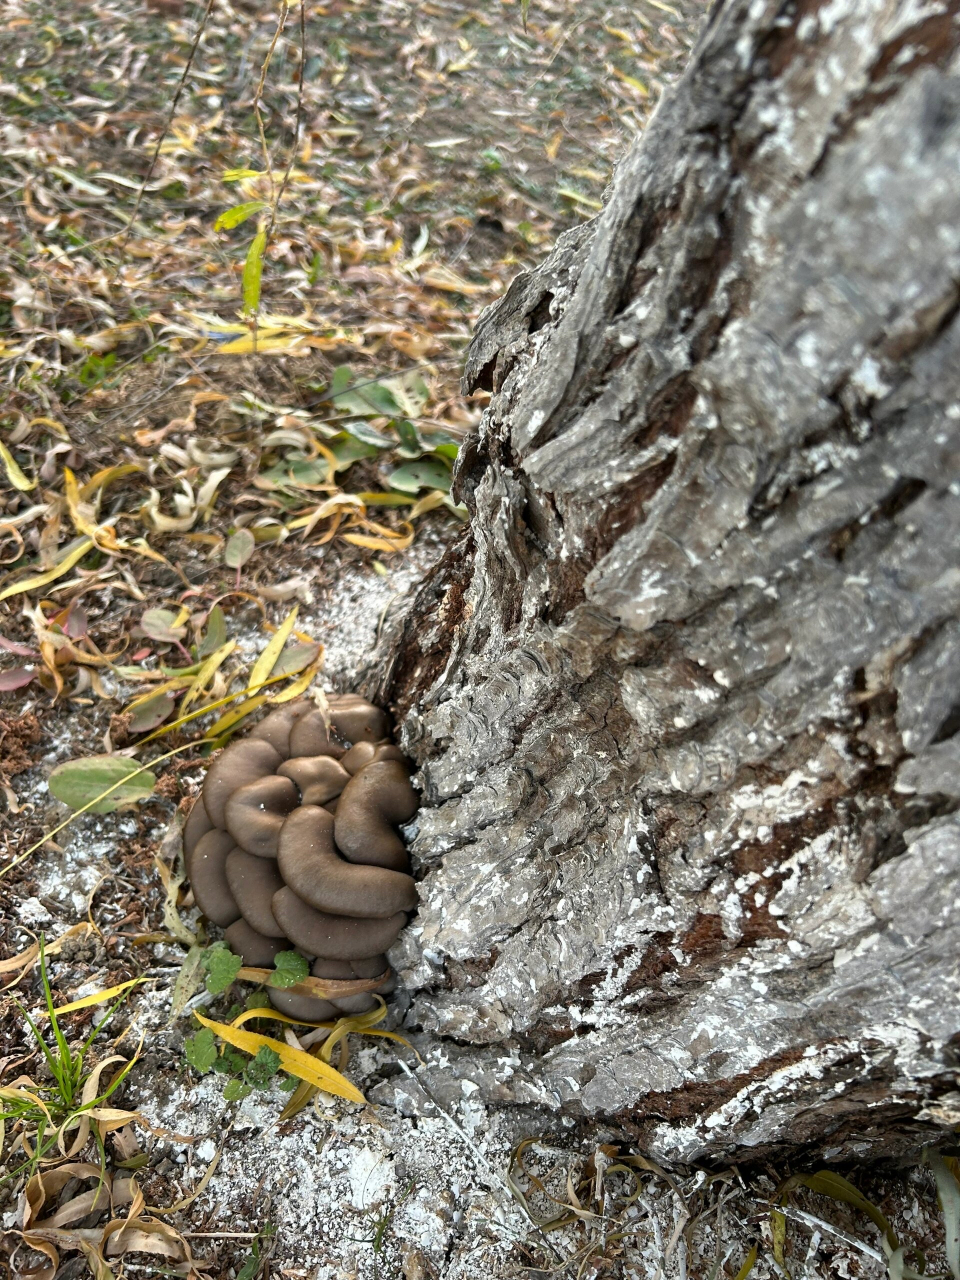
[184,1027,217,1074]
[48,755,157,814]
[328,434,379,472]
[432,442,460,461]
[259,456,331,490]
[223,1078,252,1102]
[127,689,177,734]
[213,1047,247,1075]
[224,528,256,570]
[271,642,322,678]
[388,457,452,494]
[394,418,422,458]
[242,228,267,317]
[215,201,267,232]
[237,1242,262,1280]
[342,420,393,448]
[277,1075,299,1092]
[223,168,263,181]
[245,1045,281,1089]
[198,604,227,658]
[202,942,243,995]
[269,950,309,989]
[244,991,272,1011]
[329,365,353,396]
[141,607,186,644]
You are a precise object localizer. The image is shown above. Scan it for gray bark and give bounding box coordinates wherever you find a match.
[367,0,960,1165]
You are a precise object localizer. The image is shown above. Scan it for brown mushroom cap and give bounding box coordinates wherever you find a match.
[329,694,390,745]
[248,700,313,759]
[267,987,337,1023]
[277,755,350,806]
[224,918,286,968]
[287,708,345,759]
[339,742,407,775]
[202,739,282,828]
[277,805,417,919]
[225,774,299,858]
[187,830,241,927]
[333,760,418,870]
[272,886,406,960]
[183,794,214,858]
[225,850,286,937]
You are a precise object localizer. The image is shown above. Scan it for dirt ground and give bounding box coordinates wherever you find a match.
[0,0,956,1277]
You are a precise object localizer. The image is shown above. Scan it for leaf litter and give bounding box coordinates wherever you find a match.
[2,0,954,1277]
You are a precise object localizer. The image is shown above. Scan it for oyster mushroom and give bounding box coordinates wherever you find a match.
[277,805,417,919]
[339,742,407,775]
[329,693,391,745]
[202,739,282,828]
[183,794,214,858]
[224,918,286,968]
[225,850,286,937]
[272,886,406,960]
[333,760,418,870]
[268,987,337,1022]
[248,700,313,759]
[186,829,241,927]
[288,709,345,759]
[224,774,299,857]
[277,755,351,806]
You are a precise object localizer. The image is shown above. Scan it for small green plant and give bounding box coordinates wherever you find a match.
[0,938,137,1181]
[183,1026,297,1102]
[236,1223,276,1280]
[76,350,118,388]
[201,940,242,994]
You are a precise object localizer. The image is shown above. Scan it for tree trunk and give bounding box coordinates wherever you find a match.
[367,0,960,1165]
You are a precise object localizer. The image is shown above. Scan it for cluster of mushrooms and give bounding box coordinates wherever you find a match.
[183,695,418,1021]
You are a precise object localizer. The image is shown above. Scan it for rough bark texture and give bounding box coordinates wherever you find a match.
[367,0,960,1165]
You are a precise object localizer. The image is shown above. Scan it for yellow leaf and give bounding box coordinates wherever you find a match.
[733,1245,758,1280]
[206,694,268,739]
[248,606,298,692]
[27,416,70,440]
[0,441,36,492]
[242,228,267,317]
[409,489,447,519]
[230,1006,334,1031]
[48,978,145,1016]
[612,67,649,96]
[0,538,94,603]
[79,462,145,502]
[270,657,322,703]
[63,468,101,540]
[217,333,311,355]
[180,640,236,713]
[420,266,488,295]
[194,1013,365,1103]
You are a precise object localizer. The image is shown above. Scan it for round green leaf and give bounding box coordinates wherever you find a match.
[141,608,186,643]
[224,529,256,569]
[388,457,452,493]
[48,755,157,813]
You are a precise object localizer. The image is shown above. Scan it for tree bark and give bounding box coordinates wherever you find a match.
[368,0,960,1165]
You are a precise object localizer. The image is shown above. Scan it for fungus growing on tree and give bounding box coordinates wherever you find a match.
[183,694,418,1019]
